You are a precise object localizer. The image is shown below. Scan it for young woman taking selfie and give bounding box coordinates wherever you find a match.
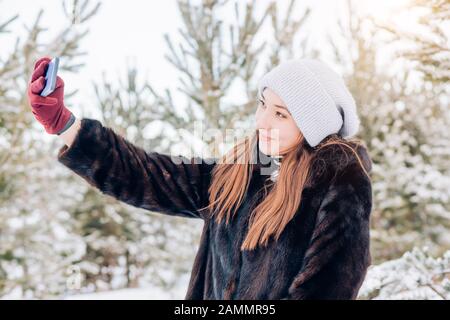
[27,57,373,300]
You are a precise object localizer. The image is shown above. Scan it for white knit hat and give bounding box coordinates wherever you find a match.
[257,58,360,147]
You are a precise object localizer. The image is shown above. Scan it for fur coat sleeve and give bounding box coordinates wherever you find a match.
[57,118,215,219]
[282,160,373,300]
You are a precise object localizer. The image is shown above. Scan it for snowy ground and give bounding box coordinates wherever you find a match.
[64,286,186,300]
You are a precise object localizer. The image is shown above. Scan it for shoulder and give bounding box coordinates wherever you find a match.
[312,141,374,224]
[308,139,373,191]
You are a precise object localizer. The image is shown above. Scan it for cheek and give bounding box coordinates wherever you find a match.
[278,123,300,147]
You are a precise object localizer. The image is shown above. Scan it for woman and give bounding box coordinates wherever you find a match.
[27,57,373,300]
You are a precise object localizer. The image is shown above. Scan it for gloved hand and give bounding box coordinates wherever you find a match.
[27,57,74,135]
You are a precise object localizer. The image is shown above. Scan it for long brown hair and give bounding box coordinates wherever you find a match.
[199,129,371,251]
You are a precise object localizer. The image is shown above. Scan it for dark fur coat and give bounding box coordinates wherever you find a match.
[57,118,373,300]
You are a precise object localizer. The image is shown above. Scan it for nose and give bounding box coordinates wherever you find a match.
[256,107,272,131]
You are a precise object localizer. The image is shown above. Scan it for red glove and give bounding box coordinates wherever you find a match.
[27,57,74,135]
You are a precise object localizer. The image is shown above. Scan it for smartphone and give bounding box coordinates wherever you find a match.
[40,57,60,97]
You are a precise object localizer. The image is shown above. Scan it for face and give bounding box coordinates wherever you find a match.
[255,88,303,156]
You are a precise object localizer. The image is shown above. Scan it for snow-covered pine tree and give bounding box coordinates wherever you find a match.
[0,0,100,298]
[327,0,450,263]
[359,246,450,300]
[376,0,449,85]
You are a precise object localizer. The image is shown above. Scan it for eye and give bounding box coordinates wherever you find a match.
[276,112,287,119]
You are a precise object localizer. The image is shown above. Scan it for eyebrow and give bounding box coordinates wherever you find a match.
[261,92,291,114]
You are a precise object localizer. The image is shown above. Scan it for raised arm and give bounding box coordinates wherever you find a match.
[57,117,216,219]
